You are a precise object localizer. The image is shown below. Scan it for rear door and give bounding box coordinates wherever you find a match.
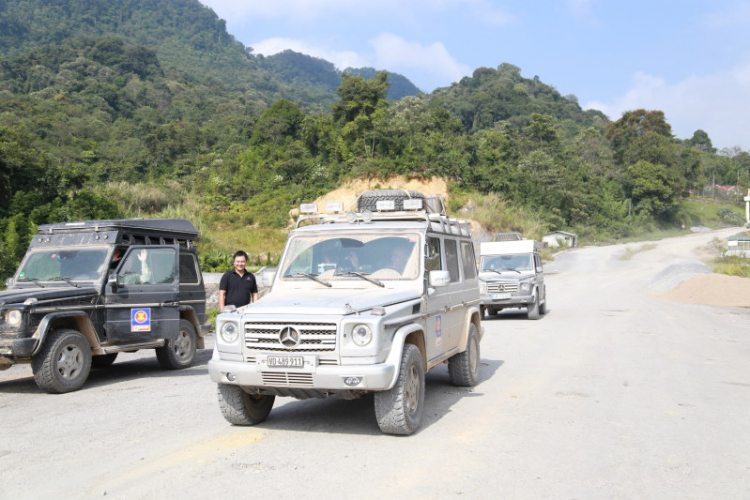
[104,246,180,342]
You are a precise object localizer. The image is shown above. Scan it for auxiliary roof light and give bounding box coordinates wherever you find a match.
[325,202,344,213]
[361,210,374,223]
[403,199,423,210]
[376,200,395,211]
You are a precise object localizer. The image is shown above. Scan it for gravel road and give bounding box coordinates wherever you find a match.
[1,228,748,499]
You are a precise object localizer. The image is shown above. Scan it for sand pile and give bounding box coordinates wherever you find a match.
[658,273,750,308]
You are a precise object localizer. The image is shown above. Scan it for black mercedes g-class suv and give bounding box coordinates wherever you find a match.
[0,219,209,393]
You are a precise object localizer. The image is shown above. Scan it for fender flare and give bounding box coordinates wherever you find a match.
[383,323,425,390]
[178,305,206,349]
[32,311,101,356]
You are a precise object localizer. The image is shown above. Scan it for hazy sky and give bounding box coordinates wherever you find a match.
[198,0,750,151]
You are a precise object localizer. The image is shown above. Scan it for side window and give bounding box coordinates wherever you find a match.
[535,254,543,272]
[460,241,477,280]
[120,248,176,285]
[445,239,460,282]
[426,237,442,272]
[179,253,200,284]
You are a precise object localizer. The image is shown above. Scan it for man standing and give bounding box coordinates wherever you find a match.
[219,250,259,310]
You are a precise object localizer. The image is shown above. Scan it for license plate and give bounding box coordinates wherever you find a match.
[267,356,304,368]
[491,293,511,300]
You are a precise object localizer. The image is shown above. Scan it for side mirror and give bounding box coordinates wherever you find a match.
[262,271,276,288]
[108,274,118,292]
[429,270,450,287]
[5,278,13,289]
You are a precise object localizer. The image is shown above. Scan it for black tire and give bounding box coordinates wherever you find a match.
[217,384,275,425]
[487,308,498,316]
[374,344,425,435]
[357,189,425,212]
[539,296,547,315]
[156,319,197,369]
[528,294,540,320]
[480,305,486,318]
[448,324,480,386]
[32,329,92,394]
[91,353,118,368]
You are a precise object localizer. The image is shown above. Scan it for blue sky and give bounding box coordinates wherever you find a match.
[198,0,750,152]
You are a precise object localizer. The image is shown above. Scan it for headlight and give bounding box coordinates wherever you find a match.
[219,321,239,343]
[520,281,531,292]
[351,324,373,346]
[6,310,22,326]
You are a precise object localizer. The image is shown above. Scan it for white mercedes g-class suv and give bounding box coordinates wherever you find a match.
[209,190,483,435]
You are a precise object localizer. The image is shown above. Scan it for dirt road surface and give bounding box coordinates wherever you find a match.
[1,228,748,499]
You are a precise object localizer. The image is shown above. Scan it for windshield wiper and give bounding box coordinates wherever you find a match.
[334,271,384,287]
[284,272,332,287]
[18,278,45,288]
[486,268,521,275]
[49,277,81,288]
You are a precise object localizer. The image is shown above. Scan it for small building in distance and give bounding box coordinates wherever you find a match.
[542,231,578,248]
[726,233,750,258]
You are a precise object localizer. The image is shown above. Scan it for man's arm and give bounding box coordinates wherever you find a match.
[218,290,226,310]
[251,292,259,303]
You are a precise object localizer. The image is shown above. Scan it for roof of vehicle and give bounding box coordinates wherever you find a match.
[295,211,471,237]
[37,218,198,239]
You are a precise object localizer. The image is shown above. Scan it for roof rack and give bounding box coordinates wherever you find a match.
[296,210,471,237]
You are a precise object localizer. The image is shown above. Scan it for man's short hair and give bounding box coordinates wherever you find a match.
[233,250,249,261]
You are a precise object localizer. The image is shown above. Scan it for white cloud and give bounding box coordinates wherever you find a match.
[251,38,367,70]
[370,34,471,85]
[200,0,513,25]
[585,59,750,150]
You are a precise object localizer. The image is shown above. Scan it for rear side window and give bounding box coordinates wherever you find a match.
[460,241,477,280]
[180,253,200,284]
[445,239,460,282]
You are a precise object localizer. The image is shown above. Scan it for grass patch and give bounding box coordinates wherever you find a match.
[712,256,750,278]
[620,243,658,260]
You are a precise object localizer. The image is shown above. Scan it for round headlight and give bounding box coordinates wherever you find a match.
[351,324,373,346]
[7,310,22,326]
[219,322,239,343]
[520,281,531,292]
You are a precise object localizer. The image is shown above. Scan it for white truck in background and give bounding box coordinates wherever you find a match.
[478,239,547,320]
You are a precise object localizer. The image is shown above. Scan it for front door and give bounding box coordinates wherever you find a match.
[104,246,180,343]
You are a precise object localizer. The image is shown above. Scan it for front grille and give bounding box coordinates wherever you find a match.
[487,282,519,293]
[262,371,314,387]
[245,322,337,352]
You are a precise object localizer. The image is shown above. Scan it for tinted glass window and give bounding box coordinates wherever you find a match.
[460,241,477,280]
[426,237,442,272]
[180,253,199,284]
[445,239,460,282]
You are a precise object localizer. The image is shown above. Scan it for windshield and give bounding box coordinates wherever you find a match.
[480,254,533,272]
[16,248,110,282]
[281,232,421,281]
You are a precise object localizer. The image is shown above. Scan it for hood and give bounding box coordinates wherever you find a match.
[478,271,535,282]
[0,286,99,306]
[248,288,422,316]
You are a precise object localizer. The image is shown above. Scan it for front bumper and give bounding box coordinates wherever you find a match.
[208,355,397,392]
[480,293,534,308]
[0,338,37,367]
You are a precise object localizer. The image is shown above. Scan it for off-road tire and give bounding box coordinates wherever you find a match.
[448,324,480,386]
[217,384,275,425]
[487,308,498,316]
[91,353,118,368]
[374,344,425,435]
[528,294,540,320]
[156,319,196,369]
[539,296,547,315]
[357,189,425,212]
[32,329,92,394]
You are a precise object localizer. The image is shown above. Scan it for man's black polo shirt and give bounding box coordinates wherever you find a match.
[219,270,258,307]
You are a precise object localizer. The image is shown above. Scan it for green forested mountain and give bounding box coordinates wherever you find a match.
[0,0,748,279]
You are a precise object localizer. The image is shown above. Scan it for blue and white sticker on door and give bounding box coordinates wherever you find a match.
[131,308,151,332]
[436,314,442,346]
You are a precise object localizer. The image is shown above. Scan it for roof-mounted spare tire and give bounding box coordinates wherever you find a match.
[357,190,425,212]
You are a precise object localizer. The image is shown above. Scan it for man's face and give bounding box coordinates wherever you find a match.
[234,256,247,273]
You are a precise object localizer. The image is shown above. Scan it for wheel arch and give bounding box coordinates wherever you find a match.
[32,312,102,356]
[383,323,425,390]
[179,306,205,349]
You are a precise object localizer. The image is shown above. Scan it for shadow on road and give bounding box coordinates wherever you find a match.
[253,357,505,436]
[0,348,213,394]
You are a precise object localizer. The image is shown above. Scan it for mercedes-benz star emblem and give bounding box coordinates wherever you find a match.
[279,326,300,347]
